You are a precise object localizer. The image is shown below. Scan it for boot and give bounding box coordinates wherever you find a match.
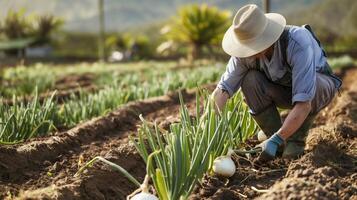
[251,105,284,155]
[282,114,316,159]
[251,105,282,137]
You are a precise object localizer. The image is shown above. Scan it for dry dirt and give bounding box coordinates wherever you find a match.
[0,84,214,200]
[0,68,356,200]
[189,68,357,200]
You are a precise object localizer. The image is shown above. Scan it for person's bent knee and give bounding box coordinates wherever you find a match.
[241,70,267,93]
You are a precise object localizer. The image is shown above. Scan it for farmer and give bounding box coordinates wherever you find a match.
[212,4,342,162]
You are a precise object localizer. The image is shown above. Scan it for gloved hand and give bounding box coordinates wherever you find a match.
[255,132,284,163]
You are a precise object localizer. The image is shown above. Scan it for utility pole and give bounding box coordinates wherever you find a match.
[98,0,105,62]
[263,0,270,13]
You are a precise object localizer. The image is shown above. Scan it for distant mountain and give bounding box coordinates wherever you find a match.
[0,0,321,33]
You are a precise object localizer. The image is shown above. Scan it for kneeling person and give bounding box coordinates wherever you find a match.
[212,4,342,162]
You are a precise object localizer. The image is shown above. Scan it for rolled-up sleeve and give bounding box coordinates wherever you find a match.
[217,57,248,97]
[289,44,316,104]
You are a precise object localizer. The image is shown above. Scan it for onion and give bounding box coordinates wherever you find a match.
[127,175,158,200]
[212,148,236,177]
[257,130,267,142]
[130,192,158,200]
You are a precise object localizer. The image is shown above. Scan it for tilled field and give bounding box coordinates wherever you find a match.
[0,69,356,200]
[0,84,215,200]
[189,68,357,200]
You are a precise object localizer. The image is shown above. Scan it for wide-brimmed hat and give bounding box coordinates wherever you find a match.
[222,4,286,58]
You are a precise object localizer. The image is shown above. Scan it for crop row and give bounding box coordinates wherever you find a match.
[0,65,222,143]
[77,89,258,199]
[0,61,190,98]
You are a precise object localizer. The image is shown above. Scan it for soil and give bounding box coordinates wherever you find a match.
[54,73,95,91]
[189,68,357,200]
[0,83,215,200]
[0,68,356,200]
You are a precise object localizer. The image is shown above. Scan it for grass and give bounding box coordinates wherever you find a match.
[328,55,356,70]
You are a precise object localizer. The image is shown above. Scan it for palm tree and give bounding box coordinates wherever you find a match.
[33,14,63,45]
[1,10,32,39]
[161,4,231,61]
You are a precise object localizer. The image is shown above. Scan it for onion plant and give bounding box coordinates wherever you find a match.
[130,89,257,199]
[59,84,132,126]
[75,151,161,200]
[59,67,221,127]
[0,65,222,143]
[1,61,218,98]
[0,90,59,144]
[1,65,56,98]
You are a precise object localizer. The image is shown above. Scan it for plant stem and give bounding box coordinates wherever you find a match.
[75,156,141,187]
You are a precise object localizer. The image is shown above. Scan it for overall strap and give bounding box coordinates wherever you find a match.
[279,25,292,71]
[256,25,325,73]
[280,24,342,91]
[280,24,328,69]
[302,24,327,57]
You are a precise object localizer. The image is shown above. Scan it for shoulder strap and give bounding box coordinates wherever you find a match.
[281,24,327,64]
[279,25,292,70]
[256,25,326,71]
[302,24,327,57]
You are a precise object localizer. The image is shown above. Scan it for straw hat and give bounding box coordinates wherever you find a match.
[222,4,286,58]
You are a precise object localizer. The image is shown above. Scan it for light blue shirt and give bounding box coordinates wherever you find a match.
[217,25,338,104]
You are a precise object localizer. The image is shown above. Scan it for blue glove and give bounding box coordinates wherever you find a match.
[256,132,284,163]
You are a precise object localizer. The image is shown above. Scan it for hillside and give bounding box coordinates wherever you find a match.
[0,0,321,33]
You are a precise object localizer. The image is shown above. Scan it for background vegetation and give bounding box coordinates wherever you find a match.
[1,0,355,60]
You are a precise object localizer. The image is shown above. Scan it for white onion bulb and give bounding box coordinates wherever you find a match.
[130,192,158,200]
[213,149,236,177]
[128,175,158,200]
[257,130,267,142]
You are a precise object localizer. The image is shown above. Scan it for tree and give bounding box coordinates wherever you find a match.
[32,14,63,45]
[0,10,62,42]
[161,4,231,61]
[0,9,32,39]
[0,10,62,56]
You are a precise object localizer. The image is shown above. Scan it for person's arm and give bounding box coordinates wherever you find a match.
[211,87,230,113]
[212,57,248,113]
[257,95,312,164]
[277,101,311,140]
[279,31,317,139]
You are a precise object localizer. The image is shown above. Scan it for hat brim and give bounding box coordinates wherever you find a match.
[222,13,286,58]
